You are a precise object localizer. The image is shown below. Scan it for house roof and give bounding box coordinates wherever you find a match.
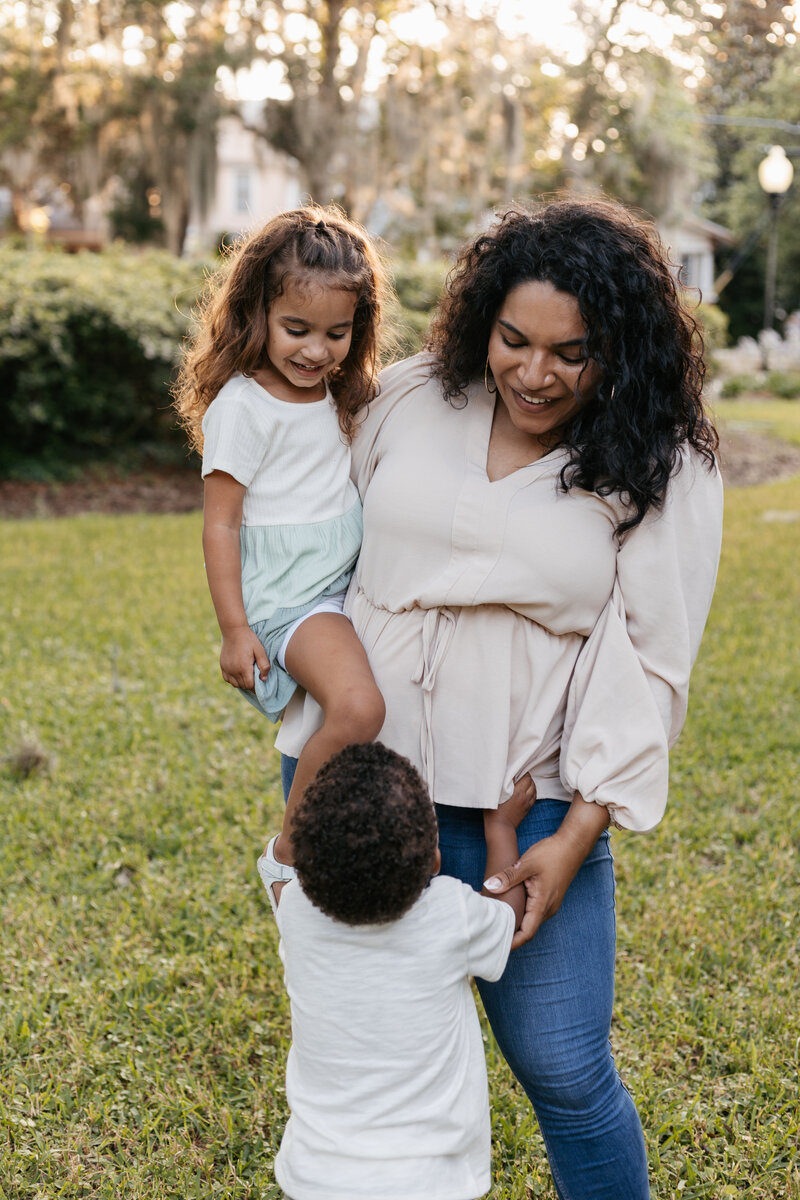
[665,213,737,247]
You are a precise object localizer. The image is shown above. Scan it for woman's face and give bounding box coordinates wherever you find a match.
[487,279,602,441]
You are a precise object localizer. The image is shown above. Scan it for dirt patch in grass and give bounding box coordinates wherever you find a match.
[1,429,799,518]
[717,428,800,488]
[0,463,203,519]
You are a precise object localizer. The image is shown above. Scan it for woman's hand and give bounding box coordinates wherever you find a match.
[487,835,581,948]
[484,793,610,948]
[220,626,270,690]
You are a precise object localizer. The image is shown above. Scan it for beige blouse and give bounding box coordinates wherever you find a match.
[276,354,724,831]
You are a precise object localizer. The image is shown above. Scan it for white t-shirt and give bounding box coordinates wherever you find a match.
[274,875,515,1200]
[201,374,358,527]
[201,374,362,624]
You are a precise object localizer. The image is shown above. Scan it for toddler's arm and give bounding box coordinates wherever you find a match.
[482,774,535,929]
[203,470,269,689]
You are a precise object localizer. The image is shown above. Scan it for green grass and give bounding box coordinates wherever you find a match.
[1,476,799,1198]
[712,395,800,448]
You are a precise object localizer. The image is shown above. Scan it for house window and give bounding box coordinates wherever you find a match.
[680,252,705,290]
[235,169,252,213]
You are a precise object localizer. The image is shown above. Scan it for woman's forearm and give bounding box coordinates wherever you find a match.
[550,791,611,870]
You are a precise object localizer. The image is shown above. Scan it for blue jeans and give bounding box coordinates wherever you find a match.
[281,756,650,1199]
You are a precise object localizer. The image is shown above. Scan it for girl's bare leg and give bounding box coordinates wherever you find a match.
[271,612,385,866]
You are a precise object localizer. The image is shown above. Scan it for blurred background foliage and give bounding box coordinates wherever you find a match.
[0,245,452,474]
[0,242,736,474]
[2,1,799,266]
[0,246,206,477]
[2,0,800,470]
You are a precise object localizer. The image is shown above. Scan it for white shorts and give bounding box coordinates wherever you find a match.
[277,590,347,670]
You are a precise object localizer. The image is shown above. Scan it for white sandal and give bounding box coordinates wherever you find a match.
[257,836,297,914]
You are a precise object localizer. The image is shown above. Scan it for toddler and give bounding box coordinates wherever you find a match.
[273,741,533,1200]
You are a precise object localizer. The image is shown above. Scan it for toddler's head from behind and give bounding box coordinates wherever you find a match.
[291,742,439,926]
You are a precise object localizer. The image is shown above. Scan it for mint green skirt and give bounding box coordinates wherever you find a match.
[241,567,353,723]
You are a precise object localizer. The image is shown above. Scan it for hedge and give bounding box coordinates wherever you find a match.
[0,246,450,478]
[0,243,729,479]
[390,259,448,358]
[0,245,206,477]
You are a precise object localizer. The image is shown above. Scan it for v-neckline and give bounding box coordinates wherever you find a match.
[479,393,566,485]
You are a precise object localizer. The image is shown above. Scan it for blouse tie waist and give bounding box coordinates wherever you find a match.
[411,606,458,796]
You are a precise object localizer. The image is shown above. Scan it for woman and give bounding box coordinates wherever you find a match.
[276,197,723,1198]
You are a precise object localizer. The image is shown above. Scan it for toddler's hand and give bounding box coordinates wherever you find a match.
[220,627,270,690]
[487,773,536,831]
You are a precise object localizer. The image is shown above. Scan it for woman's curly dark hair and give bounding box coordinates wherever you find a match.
[291,742,439,926]
[426,196,718,534]
[173,203,393,451]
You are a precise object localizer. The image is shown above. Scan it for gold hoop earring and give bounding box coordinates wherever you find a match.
[484,355,496,395]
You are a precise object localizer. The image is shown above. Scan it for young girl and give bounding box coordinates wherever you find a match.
[173,205,389,911]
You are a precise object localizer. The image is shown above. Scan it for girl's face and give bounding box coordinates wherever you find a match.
[487,279,601,442]
[261,276,358,402]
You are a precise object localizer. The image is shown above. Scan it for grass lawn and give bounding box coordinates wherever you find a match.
[711,394,800,448]
[1,472,799,1198]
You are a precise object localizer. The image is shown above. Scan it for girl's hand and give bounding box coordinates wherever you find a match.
[220,627,270,690]
[486,772,536,831]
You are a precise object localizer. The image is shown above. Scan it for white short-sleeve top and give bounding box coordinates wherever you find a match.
[275,875,514,1200]
[201,374,362,624]
[277,354,724,831]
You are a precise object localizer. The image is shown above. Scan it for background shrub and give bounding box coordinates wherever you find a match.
[0,245,206,477]
[1,247,450,476]
[719,373,758,399]
[765,370,800,400]
[390,259,448,356]
[694,301,729,357]
[693,301,729,383]
[14,250,729,471]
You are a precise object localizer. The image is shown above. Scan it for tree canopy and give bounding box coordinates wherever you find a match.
[2,0,799,331]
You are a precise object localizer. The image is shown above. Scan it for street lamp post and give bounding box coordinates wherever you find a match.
[757,145,794,364]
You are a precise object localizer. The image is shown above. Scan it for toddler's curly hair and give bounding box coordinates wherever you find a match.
[291,742,438,926]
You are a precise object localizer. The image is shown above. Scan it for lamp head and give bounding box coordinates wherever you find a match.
[758,145,794,196]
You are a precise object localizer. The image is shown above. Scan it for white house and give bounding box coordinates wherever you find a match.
[659,213,736,304]
[184,114,304,255]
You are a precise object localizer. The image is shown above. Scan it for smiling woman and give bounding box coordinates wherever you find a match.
[278,196,724,1199]
[486,279,602,473]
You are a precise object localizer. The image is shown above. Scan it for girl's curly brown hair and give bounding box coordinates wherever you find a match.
[426,196,718,535]
[173,204,393,451]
